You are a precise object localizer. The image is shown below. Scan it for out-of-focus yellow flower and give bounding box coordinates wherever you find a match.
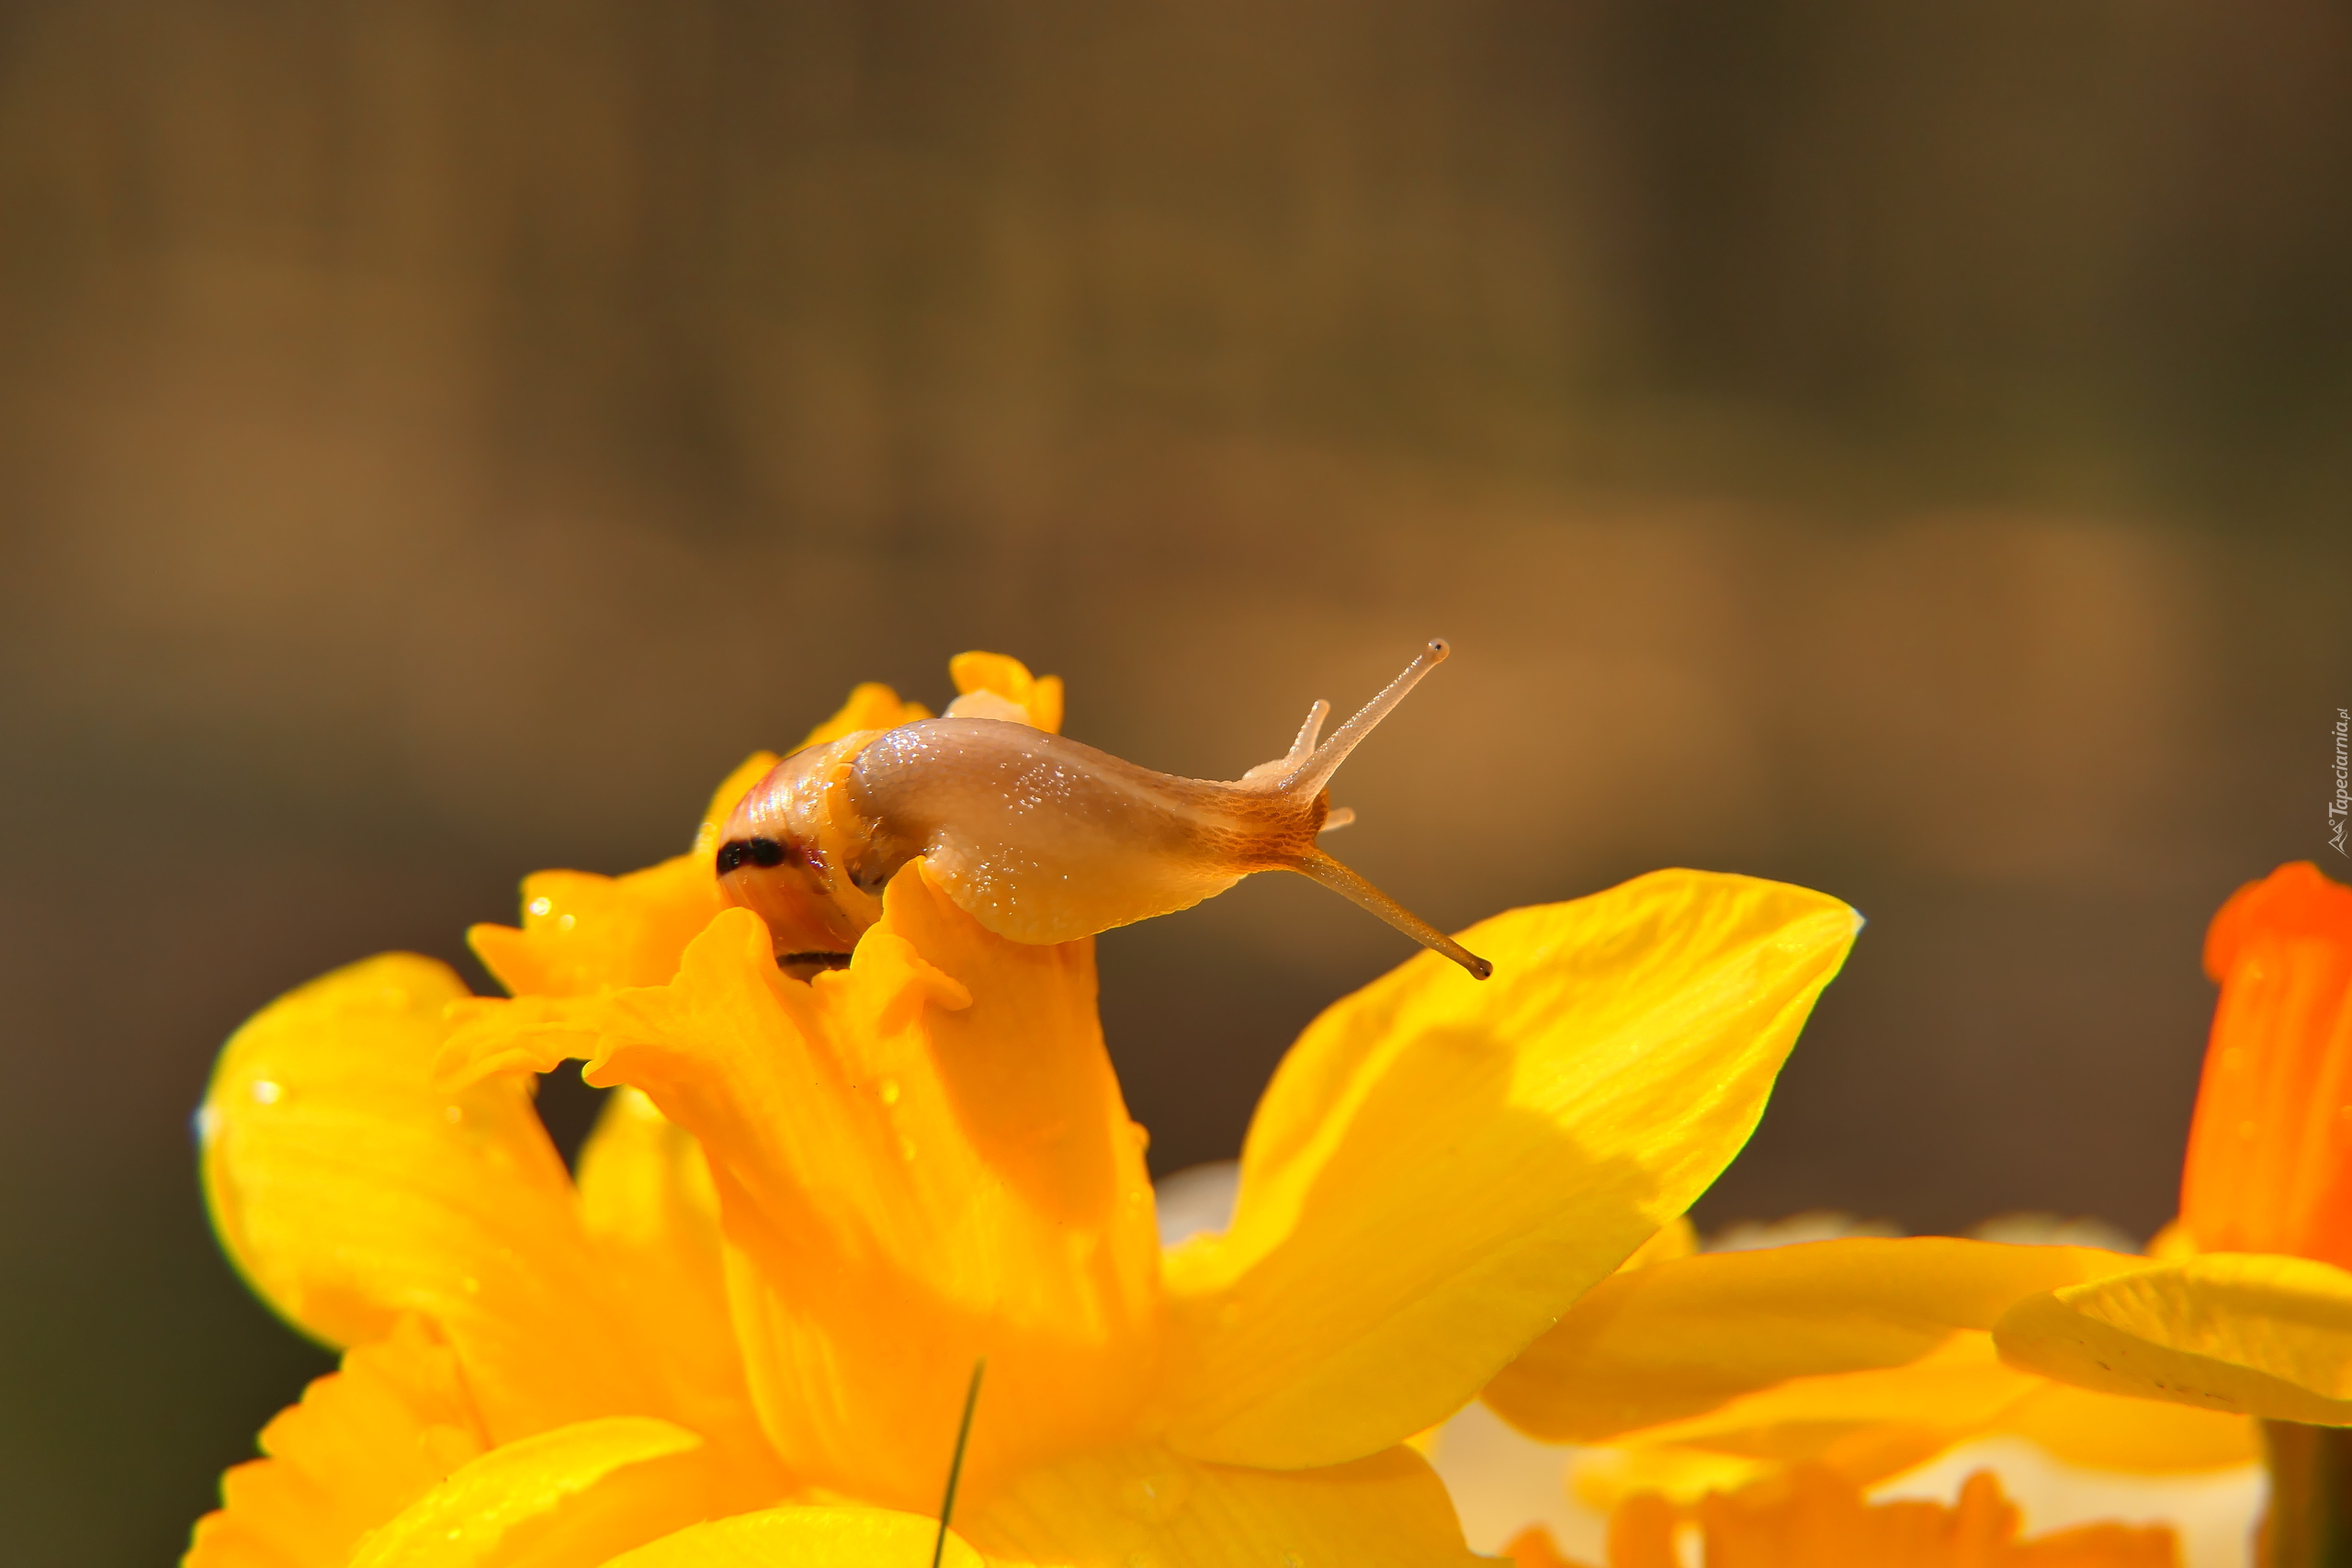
[1451,867,2352,1564]
[187,655,1862,1568]
[1500,1464,2177,1568]
[1432,1227,2256,1564]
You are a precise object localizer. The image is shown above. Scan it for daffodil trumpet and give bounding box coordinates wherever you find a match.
[2170,863,2352,1568]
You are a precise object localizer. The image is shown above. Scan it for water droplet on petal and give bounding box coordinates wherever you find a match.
[555,913,576,932]
[1116,1468,1192,1523]
[527,896,553,918]
[445,1105,463,1124]
[878,1077,901,1106]
[250,1079,282,1105]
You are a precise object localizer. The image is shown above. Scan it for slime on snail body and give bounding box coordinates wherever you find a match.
[716,640,1492,981]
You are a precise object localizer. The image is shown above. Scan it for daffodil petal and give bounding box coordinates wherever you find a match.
[1995,1382,2259,1472]
[1995,1252,2352,1424]
[1161,871,1862,1468]
[576,1088,790,1507]
[965,1443,1480,1568]
[199,953,665,1440]
[1613,1332,2041,1463]
[441,867,1161,1512]
[345,1416,707,1568]
[187,1318,489,1568]
[599,1506,984,1568]
[1564,1342,2049,1504]
[1483,1236,2143,1443]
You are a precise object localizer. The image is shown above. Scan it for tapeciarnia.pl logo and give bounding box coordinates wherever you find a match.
[2332,706,2349,856]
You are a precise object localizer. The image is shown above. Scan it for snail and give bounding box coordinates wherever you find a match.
[716,639,1491,980]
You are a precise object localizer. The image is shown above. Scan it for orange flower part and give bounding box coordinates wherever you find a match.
[1510,1468,2175,1568]
[441,867,1163,1513]
[2178,862,2352,1265]
[946,651,1065,732]
[466,754,779,998]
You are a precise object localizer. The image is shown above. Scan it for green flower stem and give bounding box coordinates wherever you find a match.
[2263,1421,2352,1567]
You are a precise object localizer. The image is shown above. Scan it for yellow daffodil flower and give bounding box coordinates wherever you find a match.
[187,654,1861,1568]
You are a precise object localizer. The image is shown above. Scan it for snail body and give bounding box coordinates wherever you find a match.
[718,640,1491,978]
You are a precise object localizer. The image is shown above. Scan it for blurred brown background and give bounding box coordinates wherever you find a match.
[1,1,2347,1560]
